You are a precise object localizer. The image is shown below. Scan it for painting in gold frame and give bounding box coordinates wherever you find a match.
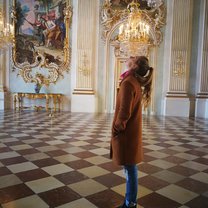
[12,0,72,86]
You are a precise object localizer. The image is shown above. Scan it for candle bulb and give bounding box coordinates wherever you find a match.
[119,24,124,34]
[147,25,150,34]
[10,25,14,35]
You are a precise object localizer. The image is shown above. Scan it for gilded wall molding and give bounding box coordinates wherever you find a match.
[11,0,72,86]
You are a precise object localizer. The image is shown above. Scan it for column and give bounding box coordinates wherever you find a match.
[164,0,193,117]
[71,0,99,112]
[0,54,5,109]
[195,0,208,118]
[0,0,6,110]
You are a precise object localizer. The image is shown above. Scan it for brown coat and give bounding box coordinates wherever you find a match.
[110,74,143,165]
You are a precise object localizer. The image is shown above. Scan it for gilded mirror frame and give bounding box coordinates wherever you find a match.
[11,0,72,86]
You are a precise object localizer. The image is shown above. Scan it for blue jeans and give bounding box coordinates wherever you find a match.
[124,165,138,207]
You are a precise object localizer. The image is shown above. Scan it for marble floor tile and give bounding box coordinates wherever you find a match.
[86,190,124,208]
[181,161,208,171]
[2,195,49,208]
[0,184,34,204]
[16,169,50,182]
[0,167,12,176]
[26,177,64,193]
[139,192,180,208]
[55,171,88,185]
[94,173,125,187]
[38,186,81,207]
[175,152,198,160]
[176,178,208,194]
[169,146,189,152]
[0,151,20,159]
[10,144,33,151]
[190,172,208,184]
[56,198,98,208]
[0,174,22,189]
[85,155,111,165]
[78,166,110,178]
[185,195,208,208]
[156,184,198,204]
[33,158,60,168]
[139,175,169,191]
[68,179,107,197]
[89,148,110,155]
[143,144,165,151]
[42,164,73,176]
[7,162,38,173]
[54,154,80,163]
[145,151,169,159]
[23,152,49,161]
[153,170,185,183]
[148,159,176,169]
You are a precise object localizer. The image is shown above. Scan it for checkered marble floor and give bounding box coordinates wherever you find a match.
[0,111,208,208]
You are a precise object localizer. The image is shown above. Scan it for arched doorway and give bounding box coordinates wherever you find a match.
[100,1,166,114]
[103,24,159,114]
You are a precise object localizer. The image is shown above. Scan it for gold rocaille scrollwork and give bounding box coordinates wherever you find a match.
[11,0,72,85]
[100,0,166,47]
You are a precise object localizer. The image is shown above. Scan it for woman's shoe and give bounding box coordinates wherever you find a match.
[116,203,137,208]
[116,203,127,208]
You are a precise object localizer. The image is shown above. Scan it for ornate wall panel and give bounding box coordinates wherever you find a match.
[168,0,193,94]
[73,0,97,94]
[77,49,92,89]
[11,0,72,86]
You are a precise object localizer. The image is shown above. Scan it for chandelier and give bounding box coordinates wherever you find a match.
[118,0,151,56]
[118,0,163,56]
[0,9,13,52]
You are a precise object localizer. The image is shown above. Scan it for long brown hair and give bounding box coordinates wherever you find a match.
[134,56,153,109]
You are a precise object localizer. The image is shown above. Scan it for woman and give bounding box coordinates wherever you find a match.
[110,56,153,208]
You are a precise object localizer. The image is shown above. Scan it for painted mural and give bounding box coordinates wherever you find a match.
[14,0,67,65]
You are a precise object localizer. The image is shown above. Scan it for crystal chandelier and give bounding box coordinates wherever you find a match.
[118,0,151,56]
[0,9,13,52]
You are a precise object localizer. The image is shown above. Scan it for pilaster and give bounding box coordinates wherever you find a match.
[0,0,11,110]
[195,0,208,118]
[0,88,5,110]
[164,0,193,117]
[71,0,99,112]
[0,52,5,110]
